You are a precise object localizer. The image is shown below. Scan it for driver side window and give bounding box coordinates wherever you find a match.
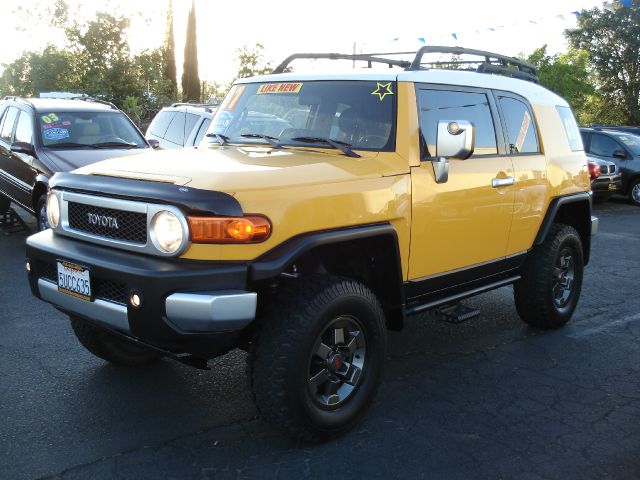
[590,134,622,158]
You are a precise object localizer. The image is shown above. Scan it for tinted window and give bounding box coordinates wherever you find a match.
[498,96,539,154]
[556,106,582,151]
[194,118,211,146]
[164,112,186,145]
[15,111,34,144]
[417,88,497,157]
[0,107,19,144]
[185,113,200,137]
[148,111,175,137]
[590,134,622,157]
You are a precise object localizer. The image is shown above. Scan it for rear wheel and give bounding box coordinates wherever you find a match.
[250,275,386,441]
[629,178,640,206]
[70,316,162,366]
[514,224,584,329]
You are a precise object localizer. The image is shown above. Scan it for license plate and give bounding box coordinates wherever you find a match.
[608,183,617,190]
[57,261,92,301]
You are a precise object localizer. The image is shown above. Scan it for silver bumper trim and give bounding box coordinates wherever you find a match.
[591,216,599,236]
[38,279,130,332]
[165,291,257,333]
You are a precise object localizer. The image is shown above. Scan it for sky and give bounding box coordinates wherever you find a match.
[0,0,605,86]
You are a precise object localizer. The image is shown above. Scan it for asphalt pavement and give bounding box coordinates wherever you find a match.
[1,200,639,480]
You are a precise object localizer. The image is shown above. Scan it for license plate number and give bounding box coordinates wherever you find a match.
[608,183,617,190]
[57,261,91,301]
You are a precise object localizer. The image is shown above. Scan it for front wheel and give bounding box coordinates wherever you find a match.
[514,224,584,329]
[70,316,162,366]
[0,195,10,213]
[629,178,640,206]
[250,275,387,441]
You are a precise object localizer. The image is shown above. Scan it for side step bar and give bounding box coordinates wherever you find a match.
[404,275,520,316]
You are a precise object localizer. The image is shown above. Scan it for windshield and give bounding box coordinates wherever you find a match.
[38,111,146,148]
[204,80,397,151]
[615,133,640,155]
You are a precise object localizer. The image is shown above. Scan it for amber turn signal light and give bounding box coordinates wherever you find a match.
[188,215,271,243]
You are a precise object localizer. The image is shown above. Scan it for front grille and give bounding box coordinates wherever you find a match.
[36,260,128,305]
[68,202,147,244]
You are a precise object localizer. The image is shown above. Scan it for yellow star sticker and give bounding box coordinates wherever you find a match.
[371,82,394,101]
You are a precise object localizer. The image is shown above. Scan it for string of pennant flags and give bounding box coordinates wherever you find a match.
[391,2,634,46]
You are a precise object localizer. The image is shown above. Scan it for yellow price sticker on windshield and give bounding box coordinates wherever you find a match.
[257,83,303,94]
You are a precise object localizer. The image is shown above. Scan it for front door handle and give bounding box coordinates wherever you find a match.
[492,176,515,188]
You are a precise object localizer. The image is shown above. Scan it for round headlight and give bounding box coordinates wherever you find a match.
[150,210,184,254]
[46,192,60,228]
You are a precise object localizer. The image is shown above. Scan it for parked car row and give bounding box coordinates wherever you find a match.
[580,126,640,206]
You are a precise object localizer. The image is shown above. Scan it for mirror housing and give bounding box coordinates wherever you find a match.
[613,149,627,159]
[431,120,475,184]
[147,138,160,149]
[10,141,36,156]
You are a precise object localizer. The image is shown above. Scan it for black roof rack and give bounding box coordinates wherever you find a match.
[272,53,412,74]
[68,96,118,110]
[271,46,539,83]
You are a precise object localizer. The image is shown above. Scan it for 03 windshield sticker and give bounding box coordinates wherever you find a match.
[256,83,303,94]
[371,82,394,101]
[515,110,532,153]
[619,136,637,146]
[43,128,70,140]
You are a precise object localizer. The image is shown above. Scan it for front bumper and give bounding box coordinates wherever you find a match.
[591,174,622,197]
[26,230,256,358]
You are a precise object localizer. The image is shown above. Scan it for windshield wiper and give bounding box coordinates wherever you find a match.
[205,133,230,145]
[92,141,138,148]
[290,136,360,158]
[241,133,282,148]
[45,142,99,149]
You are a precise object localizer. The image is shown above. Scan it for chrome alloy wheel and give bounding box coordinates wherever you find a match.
[552,248,575,308]
[631,182,640,204]
[307,316,367,409]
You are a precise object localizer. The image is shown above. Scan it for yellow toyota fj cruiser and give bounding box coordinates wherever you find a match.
[26,47,596,441]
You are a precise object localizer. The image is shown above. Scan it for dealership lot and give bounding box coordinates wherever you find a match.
[1,200,639,480]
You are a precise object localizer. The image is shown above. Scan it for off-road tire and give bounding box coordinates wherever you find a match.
[36,195,48,231]
[629,178,640,206]
[0,195,10,213]
[250,275,387,442]
[514,224,584,329]
[70,316,162,366]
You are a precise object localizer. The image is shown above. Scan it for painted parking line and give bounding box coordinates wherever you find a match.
[568,312,640,338]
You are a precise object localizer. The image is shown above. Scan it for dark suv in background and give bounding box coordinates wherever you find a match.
[580,126,640,206]
[0,96,151,230]
[145,103,216,149]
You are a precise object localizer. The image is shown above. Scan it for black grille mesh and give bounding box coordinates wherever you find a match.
[68,202,147,244]
[37,260,127,305]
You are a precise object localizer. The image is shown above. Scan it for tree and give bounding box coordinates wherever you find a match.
[566,1,640,124]
[162,0,177,97]
[235,43,272,79]
[524,45,597,123]
[181,0,200,102]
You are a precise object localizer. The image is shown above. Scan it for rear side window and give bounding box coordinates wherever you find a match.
[164,112,186,145]
[0,107,19,144]
[556,106,583,151]
[417,88,497,157]
[498,96,539,154]
[148,111,175,137]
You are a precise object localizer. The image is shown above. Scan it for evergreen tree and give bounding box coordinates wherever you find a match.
[181,0,200,102]
[162,0,177,97]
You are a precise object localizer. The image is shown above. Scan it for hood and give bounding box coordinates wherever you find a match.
[40,147,150,172]
[74,145,408,192]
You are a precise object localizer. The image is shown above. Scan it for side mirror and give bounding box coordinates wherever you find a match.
[147,138,160,149]
[431,120,475,184]
[613,149,627,159]
[11,141,36,157]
